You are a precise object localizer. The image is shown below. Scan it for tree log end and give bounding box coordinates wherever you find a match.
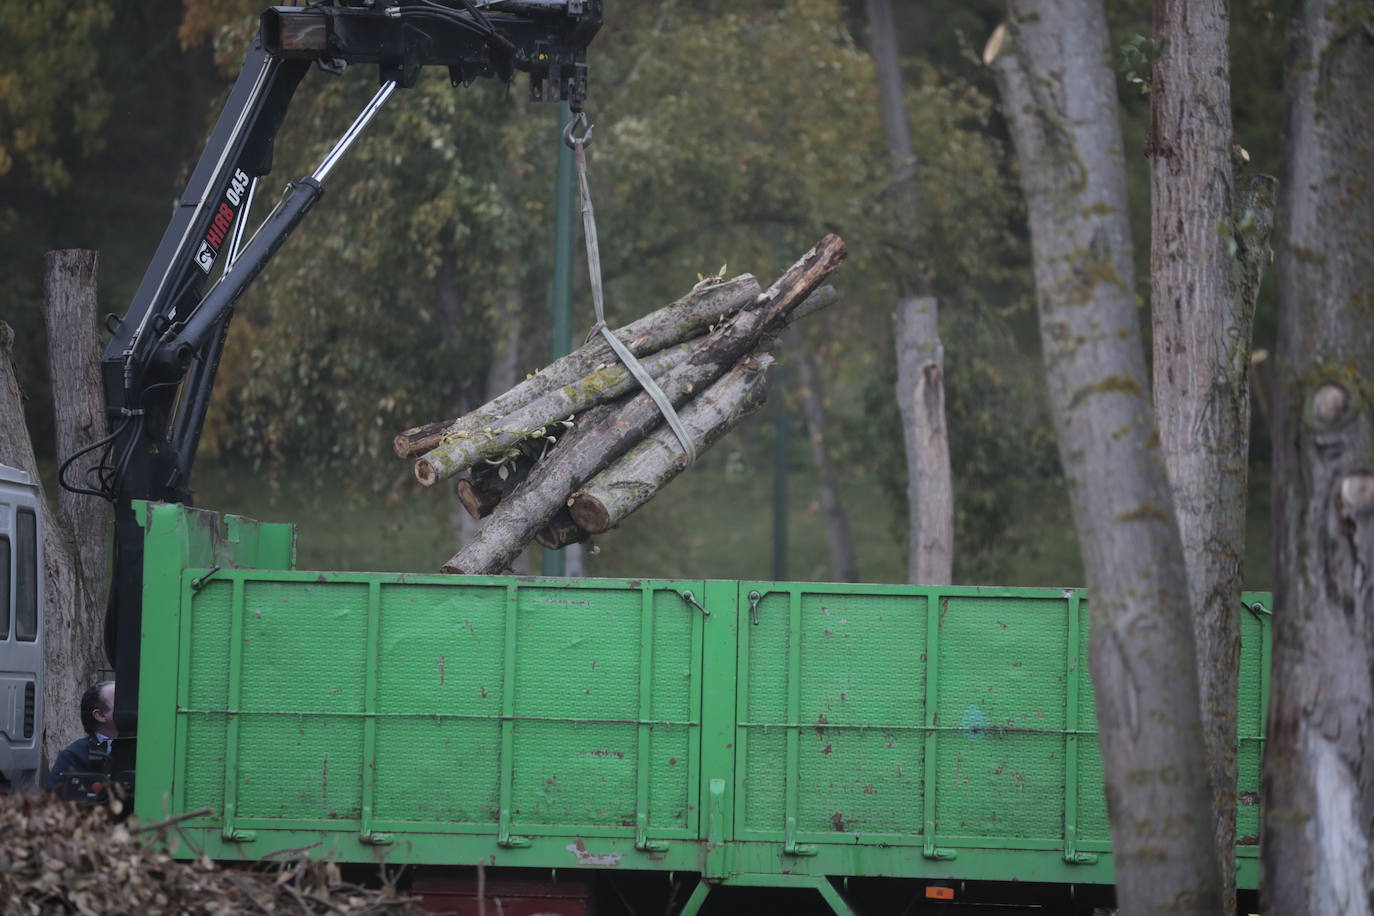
[414,458,438,487]
[537,509,590,549]
[455,478,487,519]
[568,492,613,534]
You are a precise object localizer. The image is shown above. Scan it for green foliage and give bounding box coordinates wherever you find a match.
[0,0,1287,582]
[193,0,1024,494]
[1118,33,1169,96]
[0,1,113,192]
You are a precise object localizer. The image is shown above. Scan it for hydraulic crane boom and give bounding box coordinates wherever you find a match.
[66,0,600,799]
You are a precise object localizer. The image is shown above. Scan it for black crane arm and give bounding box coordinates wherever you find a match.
[75,0,600,797]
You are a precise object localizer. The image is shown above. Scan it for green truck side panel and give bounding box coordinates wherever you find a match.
[134,503,1269,890]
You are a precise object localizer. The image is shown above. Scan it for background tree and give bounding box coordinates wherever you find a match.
[794,337,859,581]
[865,0,953,584]
[1263,0,1374,911]
[1148,1,1276,910]
[0,253,109,765]
[989,1,1221,910]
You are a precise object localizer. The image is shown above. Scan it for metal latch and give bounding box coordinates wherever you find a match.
[747,590,763,626]
[680,590,709,617]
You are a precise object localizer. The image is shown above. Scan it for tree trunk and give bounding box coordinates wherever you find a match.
[990,6,1221,913]
[1148,4,1274,910]
[569,354,775,534]
[394,275,760,458]
[794,342,859,582]
[1263,2,1374,912]
[894,296,953,584]
[43,253,110,612]
[444,236,846,575]
[866,0,954,584]
[0,251,111,768]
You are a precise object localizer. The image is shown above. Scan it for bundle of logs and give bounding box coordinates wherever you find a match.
[393,234,847,575]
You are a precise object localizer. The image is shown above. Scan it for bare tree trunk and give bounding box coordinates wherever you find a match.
[795,342,859,582]
[0,251,111,766]
[1148,4,1274,910]
[866,0,954,584]
[894,296,953,584]
[1264,2,1374,912]
[44,253,110,613]
[990,5,1221,913]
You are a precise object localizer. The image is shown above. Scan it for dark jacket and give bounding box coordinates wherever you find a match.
[46,735,109,790]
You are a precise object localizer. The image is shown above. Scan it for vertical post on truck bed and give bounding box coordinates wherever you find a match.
[544,100,577,577]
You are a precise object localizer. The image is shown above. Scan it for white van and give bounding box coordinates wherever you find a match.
[0,463,43,792]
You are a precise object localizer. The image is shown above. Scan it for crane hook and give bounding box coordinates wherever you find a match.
[563,109,593,149]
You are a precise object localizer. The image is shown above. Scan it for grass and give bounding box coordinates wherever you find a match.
[191,455,1272,590]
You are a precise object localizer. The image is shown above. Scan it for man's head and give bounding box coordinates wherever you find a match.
[80,681,116,738]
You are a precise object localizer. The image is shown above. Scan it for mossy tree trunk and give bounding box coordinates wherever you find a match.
[1263,1,1374,912]
[1147,2,1275,910]
[991,3,1221,912]
[867,0,953,585]
[0,251,110,770]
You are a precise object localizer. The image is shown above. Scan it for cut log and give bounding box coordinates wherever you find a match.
[415,338,697,486]
[412,285,839,487]
[535,509,590,550]
[394,275,760,458]
[570,353,775,533]
[442,235,846,575]
[455,461,531,519]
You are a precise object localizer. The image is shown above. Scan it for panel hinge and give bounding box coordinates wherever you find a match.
[922,838,956,860]
[360,832,394,846]
[221,828,256,842]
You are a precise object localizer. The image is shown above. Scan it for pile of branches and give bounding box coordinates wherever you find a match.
[0,793,421,915]
[394,235,847,574]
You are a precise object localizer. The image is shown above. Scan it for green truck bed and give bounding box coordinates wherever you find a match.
[133,502,1269,909]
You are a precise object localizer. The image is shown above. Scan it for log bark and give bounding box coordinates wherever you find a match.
[0,251,110,771]
[1148,5,1274,909]
[1263,2,1374,912]
[414,286,839,487]
[794,343,859,582]
[570,353,775,534]
[895,295,953,584]
[443,235,846,575]
[415,338,697,486]
[991,6,1220,913]
[394,275,760,458]
[44,253,110,601]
